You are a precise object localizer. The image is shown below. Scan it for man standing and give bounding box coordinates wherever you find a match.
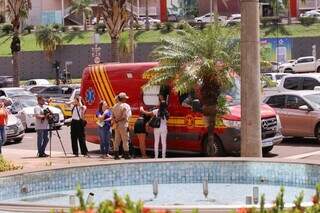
[34,96,49,157]
[112,92,131,160]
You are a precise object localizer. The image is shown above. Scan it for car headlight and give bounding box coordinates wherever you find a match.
[223,119,241,129]
[276,115,282,132]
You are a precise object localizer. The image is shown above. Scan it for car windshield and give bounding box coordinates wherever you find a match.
[304,94,320,109]
[275,74,286,80]
[13,96,37,107]
[6,89,32,97]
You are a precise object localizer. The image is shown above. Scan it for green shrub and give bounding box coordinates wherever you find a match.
[61,26,68,32]
[0,155,21,172]
[153,22,162,30]
[52,23,62,31]
[95,23,106,34]
[133,22,142,30]
[176,21,187,30]
[1,23,13,34]
[260,16,281,28]
[71,26,81,32]
[299,16,317,26]
[162,22,174,33]
[24,25,34,34]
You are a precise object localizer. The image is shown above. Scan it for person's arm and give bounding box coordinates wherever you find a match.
[34,107,45,119]
[4,109,8,125]
[140,106,154,116]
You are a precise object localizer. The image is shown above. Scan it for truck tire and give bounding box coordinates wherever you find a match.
[314,123,320,143]
[262,146,273,155]
[284,68,293,73]
[14,138,23,143]
[203,135,224,157]
[317,67,320,73]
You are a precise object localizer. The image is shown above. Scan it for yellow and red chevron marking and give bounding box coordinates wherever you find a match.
[89,65,116,107]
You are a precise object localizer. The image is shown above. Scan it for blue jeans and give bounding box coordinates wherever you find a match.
[0,126,6,154]
[37,129,49,155]
[98,126,110,155]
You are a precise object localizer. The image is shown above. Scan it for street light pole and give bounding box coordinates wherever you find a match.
[240,0,262,157]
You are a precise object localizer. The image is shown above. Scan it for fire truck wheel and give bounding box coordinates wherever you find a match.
[203,135,224,157]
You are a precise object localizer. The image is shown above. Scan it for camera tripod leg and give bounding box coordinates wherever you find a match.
[55,129,67,157]
[49,130,52,158]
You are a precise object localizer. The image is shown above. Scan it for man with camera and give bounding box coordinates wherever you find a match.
[34,96,49,157]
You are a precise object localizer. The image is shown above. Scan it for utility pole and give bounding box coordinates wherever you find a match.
[210,0,213,23]
[145,0,150,30]
[240,0,262,157]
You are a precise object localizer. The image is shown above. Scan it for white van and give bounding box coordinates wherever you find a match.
[278,73,320,92]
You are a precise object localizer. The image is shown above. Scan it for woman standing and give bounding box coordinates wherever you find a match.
[0,100,8,155]
[69,96,89,157]
[140,101,169,159]
[96,101,112,159]
[134,112,150,158]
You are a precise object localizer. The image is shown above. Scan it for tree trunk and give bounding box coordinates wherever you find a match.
[111,37,119,62]
[145,0,150,30]
[213,0,219,23]
[129,0,135,62]
[287,0,291,25]
[12,52,20,87]
[240,0,262,157]
[83,12,87,31]
[203,105,217,156]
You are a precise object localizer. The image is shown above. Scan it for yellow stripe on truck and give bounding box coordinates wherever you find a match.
[89,66,106,103]
[98,65,116,106]
[92,66,112,106]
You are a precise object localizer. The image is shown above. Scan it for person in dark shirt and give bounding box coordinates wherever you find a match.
[134,112,151,158]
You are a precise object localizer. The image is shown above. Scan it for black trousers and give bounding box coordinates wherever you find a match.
[71,120,88,155]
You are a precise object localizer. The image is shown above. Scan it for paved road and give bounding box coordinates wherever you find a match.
[3,126,320,162]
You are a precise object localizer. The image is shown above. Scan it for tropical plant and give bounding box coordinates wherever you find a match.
[0,155,22,172]
[35,25,63,61]
[144,23,240,157]
[2,0,31,86]
[1,23,13,34]
[100,0,129,62]
[23,24,33,33]
[161,22,174,33]
[69,0,93,31]
[94,23,106,34]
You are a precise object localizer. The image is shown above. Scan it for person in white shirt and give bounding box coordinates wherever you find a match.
[34,96,49,157]
[140,101,169,159]
[68,96,88,157]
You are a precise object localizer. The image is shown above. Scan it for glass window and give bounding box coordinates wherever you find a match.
[302,77,320,90]
[43,87,61,94]
[297,58,314,63]
[283,77,301,90]
[143,86,160,106]
[266,95,285,108]
[286,95,308,109]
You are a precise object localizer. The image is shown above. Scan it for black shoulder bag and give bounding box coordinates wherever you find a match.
[148,111,161,128]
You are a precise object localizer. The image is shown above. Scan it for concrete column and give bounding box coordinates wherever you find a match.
[240,0,262,157]
[61,0,65,25]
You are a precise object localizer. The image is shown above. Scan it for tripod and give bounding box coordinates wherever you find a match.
[48,123,67,158]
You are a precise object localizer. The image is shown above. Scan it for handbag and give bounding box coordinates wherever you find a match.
[75,106,87,127]
[148,114,161,128]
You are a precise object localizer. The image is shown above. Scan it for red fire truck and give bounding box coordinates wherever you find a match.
[80,62,283,156]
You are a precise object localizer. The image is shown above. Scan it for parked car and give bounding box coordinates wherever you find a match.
[0,87,33,98]
[49,88,80,118]
[194,13,226,23]
[26,85,51,94]
[300,10,320,19]
[10,95,64,130]
[264,91,320,142]
[24,79,50,87]
[37,85,80,100]
[278,56,320,73]
[4,114,25,145]
[0,76,14,88]
[137,17,161,25]
[278,74,320,92]
[225,14,241,26]
[262,73,289,87]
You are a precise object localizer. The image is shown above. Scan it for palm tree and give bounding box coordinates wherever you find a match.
[145,0,150,30]
[69,0,93,31]
[100,0,129,62]
[3,0,31,86]
[270,0,305,25]
[35,25,63,61]
[35,25,63,85]
[144,24,240,156]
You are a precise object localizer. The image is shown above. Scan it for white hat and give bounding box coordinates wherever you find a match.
[118,92,129,99]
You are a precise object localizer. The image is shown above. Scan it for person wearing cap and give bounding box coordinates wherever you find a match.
[0,99,8,155]
[111,92,131,160]
[34,96,49,157]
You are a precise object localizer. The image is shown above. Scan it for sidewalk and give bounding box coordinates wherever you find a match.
[2,148,112,172]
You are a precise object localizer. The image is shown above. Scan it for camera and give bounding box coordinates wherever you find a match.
[43,108,58,125]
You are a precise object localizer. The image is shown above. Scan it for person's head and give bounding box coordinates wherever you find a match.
[98,100,108,113]
[117,92,129,103]
[158,94,165,102]
[37,96,45,106]
[0,99,4,108]
[74,96,83,106]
